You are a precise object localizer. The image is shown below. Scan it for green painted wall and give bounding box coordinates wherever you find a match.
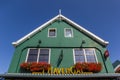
[8,20,114,73]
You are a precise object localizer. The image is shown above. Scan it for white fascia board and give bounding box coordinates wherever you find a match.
[12,15,60,47]
[60,15,109,46]
[12,14,109,47]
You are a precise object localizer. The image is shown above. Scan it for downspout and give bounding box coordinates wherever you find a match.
[80,40,108,73]
[16,46,39,72]
[16,40,42,72]
[95,48,108,73]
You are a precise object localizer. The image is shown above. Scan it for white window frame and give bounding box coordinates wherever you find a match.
[64,28,73,37]
[48,28,57,37]
[25,48,51,64]
[25,48,38,62]
[85,48,98,63]
[73,48,98,64]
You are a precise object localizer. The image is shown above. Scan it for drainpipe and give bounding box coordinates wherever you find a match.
[97,49,108,73]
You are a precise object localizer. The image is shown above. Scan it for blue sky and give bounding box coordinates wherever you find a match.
[0,0,120,73]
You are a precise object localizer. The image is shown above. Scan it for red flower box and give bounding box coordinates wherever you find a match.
[20,62,30,70]
[20,62,51,72]
[74,62,102,73]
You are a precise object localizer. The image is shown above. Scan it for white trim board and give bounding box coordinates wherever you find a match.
[12,14,109,47]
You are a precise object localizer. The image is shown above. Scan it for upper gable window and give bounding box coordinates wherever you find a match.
[48,28,56,37]
[64,28,73,37]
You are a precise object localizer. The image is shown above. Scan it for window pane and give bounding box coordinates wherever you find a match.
[75,56,85,62]
[65,29,72,37]
[75,49,84,55]
[86,55,96,62]
[39,49,49,62]
[49,29,56,37]
[74,49,85,62]
[85,49,94,55]
[85,49,96,62]
[27,49,38,62]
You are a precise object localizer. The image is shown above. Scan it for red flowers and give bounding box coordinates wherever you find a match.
[88,63,102,73]
[20,62,102,73]
[74,62,102,73]
[20,62,51,72]
[20,62,30,70]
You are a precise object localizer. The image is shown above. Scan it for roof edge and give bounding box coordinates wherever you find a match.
[60,15,109,46]
[12,14,109,47]
[12,15,60,47]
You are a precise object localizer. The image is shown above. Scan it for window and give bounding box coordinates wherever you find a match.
[27,49,38,62]
[73,48,97,63]
[26,48,50,63]
[39,49,49,62]
[48,28,56,37]
[74,49,85,63]
[85,49,97,63]
[65,28,73,37]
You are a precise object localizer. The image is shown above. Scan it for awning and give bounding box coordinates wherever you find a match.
[0,73,120,79]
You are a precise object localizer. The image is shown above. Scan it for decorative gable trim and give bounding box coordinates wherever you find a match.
[12,14,109,47]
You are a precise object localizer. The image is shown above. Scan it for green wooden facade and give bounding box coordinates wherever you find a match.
[8,14,114,74]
